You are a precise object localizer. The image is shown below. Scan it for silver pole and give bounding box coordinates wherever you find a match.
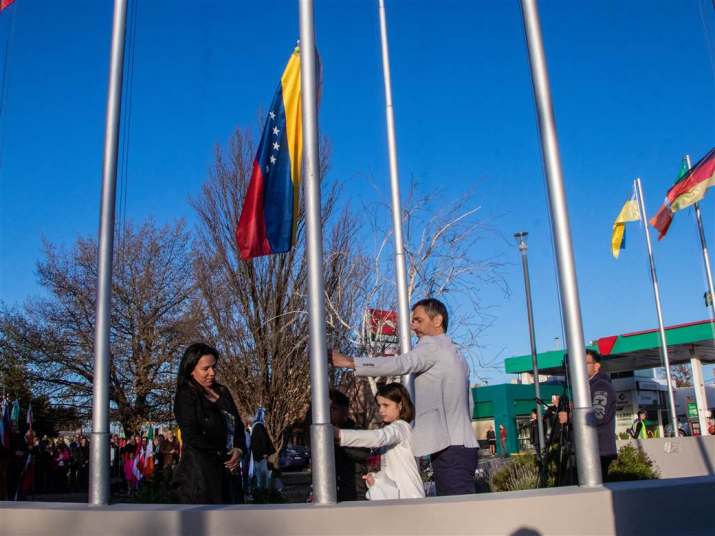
[634,178,679,433]
[89,0,127,506]
[514,232,546,456]
[298,0,337,505]
[685,155,715,321]
[520,0,602,487]
[377,0,413,396]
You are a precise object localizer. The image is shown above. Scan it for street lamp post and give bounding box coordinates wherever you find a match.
[514,231,546,459]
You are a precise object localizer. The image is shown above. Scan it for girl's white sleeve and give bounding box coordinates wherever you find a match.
[339,420,409,449]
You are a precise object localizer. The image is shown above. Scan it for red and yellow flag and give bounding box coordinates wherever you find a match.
[651,148,715,239]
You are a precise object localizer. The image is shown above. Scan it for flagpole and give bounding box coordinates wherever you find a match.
[298,0,337,505]
[520,0,602,487]
[89,0,127,507]
[377,0,413,395]
[685,155,715,320]
[634,178,679,434]
[684,155,713,436]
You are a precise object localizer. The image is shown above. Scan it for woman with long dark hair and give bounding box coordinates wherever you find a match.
[171,342,245,504]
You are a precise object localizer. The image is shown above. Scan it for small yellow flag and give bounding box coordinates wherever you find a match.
[611,198,640,258]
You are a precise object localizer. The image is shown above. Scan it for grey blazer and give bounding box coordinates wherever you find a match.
[354,334,478,457]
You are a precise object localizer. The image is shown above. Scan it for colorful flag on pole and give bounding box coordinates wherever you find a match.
[0,0,16,12]
[143,427,155,478]
[650,148,715,239]
[611,190,641,258]
[236,47,303,260]
[10,399,19,426]
[26,402,34,445]
[0,399,9,447]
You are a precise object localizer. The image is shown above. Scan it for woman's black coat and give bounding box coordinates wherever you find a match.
[171,382,246,504]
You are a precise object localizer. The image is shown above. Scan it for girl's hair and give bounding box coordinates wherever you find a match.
[177,342,220,390]
[376,382,414,422]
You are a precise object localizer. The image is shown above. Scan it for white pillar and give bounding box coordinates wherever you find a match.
[690,350,710,435]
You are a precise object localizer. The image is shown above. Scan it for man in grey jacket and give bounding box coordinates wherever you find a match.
[331,298,479,496]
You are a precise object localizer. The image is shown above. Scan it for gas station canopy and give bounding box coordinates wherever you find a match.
[504,320,715,375]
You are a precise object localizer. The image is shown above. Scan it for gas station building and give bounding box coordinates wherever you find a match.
[472,319,715,454]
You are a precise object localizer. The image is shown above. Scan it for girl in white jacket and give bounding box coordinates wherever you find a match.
[338,382,425,500]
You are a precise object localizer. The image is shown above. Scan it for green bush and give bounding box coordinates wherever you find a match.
[608,444,660,482]
[489,453,540,492]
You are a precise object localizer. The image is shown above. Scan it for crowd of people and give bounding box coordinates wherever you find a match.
[0,430,91,500]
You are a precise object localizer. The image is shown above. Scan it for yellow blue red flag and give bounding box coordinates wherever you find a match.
[236,47,303,260]
[611,191,640,258]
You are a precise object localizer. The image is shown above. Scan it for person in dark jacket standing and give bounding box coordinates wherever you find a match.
[171,342,246,504]
[330,389,369,501]
[586,350,616,482]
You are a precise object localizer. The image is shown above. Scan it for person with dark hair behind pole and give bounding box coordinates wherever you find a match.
[329,389,369,501]
[585,350,616,482]
[170,342,246,504]
[331,298,478,496]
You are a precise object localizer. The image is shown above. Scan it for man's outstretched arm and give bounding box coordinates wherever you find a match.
[330,347,434,377]
[331,351,355,369]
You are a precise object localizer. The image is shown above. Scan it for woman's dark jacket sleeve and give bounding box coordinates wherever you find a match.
[174,384,219,452]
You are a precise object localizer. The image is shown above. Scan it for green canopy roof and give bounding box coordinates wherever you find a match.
[505,320,715,375]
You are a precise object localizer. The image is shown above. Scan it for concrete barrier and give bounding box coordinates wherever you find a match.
[616,435,715,478]
[1,476,713,535]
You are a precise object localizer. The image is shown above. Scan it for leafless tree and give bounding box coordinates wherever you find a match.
[191,128,368,457]
[670,364,693,387]
[332,179,510,395]
[0,220,201,435]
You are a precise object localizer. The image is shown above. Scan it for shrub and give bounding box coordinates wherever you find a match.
[489,453,539,492]
[608,444,660,482]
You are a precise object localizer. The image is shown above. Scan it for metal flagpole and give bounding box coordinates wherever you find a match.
[298,0,337,505]
[89,0,128,506]
[377,0,413,396]
[684,154,713,435]
[514,232,546,457]
[685,155,715,321]
[520,0,602,487]
[634,178,679,434]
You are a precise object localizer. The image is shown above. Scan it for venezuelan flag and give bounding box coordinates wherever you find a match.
[237,48,303,260]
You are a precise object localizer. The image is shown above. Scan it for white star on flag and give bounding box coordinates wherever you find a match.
[272,126,280,136]
[269,111,276,120]
[272,142,280,151]
[270,155,277,164]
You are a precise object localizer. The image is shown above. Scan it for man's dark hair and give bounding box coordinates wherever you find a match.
[637,408,647,417]
[586,349,602,363]
[411,298,449,332]
[329,389,350,409]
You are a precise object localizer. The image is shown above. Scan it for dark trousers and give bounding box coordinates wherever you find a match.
[431,445,479,496]
[600,455,616,482]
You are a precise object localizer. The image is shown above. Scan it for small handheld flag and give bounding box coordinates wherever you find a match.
[611,190,640,258]
[236,47,303,260]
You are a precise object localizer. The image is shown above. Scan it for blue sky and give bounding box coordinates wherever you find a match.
[1,1,714,385]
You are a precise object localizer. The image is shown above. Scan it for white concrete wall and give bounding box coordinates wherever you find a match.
[616,436,715,479]
[1,477,712,536]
